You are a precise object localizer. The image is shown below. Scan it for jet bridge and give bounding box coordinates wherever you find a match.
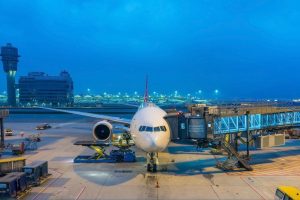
[188,104,300,171]
[213,111,300,134]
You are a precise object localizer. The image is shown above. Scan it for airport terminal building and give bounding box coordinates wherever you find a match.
[18,71,74,106]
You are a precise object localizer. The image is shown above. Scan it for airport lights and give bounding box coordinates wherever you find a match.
[214,89,219,100]
[187,93,191,100]
[197,90,202,98]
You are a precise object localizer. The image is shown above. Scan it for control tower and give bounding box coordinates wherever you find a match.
[0,43,20,106]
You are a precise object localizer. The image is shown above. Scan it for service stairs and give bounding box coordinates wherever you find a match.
[218,141,253,171]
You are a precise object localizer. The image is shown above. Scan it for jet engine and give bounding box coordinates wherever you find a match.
[93,121,113,141]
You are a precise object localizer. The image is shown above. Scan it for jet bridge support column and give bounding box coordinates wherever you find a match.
[246,111,250,158]
[234,132,238,152]
[0,118,4,148]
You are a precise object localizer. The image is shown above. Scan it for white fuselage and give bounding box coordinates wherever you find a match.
[130,103,170,152]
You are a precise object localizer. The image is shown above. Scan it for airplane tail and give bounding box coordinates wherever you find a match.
[144,75,149,102]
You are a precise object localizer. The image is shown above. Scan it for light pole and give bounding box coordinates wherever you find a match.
[214,89,219,100]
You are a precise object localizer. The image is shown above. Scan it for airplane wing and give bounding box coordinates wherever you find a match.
[39,107,132,125]
[120,103,139,108]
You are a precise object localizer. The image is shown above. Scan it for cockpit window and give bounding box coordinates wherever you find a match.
[145,126,153,132]
[139,126,167,132]
[160,126,167,132]
[154,127,160,132]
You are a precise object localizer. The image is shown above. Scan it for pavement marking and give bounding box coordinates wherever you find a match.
[75,185,87,200]
[226,154,300,176]
[31,169,63,200]
[211,185,221,200]
[240,177,266,200]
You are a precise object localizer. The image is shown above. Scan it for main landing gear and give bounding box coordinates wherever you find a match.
[147,152,158,172]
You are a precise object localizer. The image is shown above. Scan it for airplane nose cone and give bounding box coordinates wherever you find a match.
[143,134,166,152]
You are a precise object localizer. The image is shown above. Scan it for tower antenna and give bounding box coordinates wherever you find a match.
[144,75,149,102]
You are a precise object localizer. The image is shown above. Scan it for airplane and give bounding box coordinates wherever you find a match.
[41,77,171,172]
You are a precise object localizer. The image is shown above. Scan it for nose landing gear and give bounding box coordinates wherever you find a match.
[147,152,158,172]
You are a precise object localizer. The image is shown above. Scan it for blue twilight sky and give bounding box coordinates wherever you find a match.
[0,0,300,99]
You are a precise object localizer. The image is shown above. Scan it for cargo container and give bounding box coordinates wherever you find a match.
[23,161,48,186]
[0,157,26,175]
[109,149,136,162]
[0,172,27,198]
[12,172,27,192]
[255,134,285,149]
[285,129,300,139]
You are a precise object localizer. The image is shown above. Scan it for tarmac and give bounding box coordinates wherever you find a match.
[3,118,300,200]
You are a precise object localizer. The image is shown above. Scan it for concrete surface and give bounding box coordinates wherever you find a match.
[2,118,300,200]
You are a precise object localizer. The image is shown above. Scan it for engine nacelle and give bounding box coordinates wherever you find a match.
[93,121,113,141]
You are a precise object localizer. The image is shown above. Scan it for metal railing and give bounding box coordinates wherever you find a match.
[214,111,300,134]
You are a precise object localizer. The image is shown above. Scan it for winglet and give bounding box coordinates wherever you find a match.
[144,75,149,102]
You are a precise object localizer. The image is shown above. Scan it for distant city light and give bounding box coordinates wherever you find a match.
[0,88,215,106]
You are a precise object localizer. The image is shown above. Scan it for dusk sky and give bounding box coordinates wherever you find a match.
[0,0,299,99]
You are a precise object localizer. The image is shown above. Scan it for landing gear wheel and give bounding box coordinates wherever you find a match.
[146,163,157,172]
[153,164,157,172]
[147,152,158,172]
[147,164,151,172]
